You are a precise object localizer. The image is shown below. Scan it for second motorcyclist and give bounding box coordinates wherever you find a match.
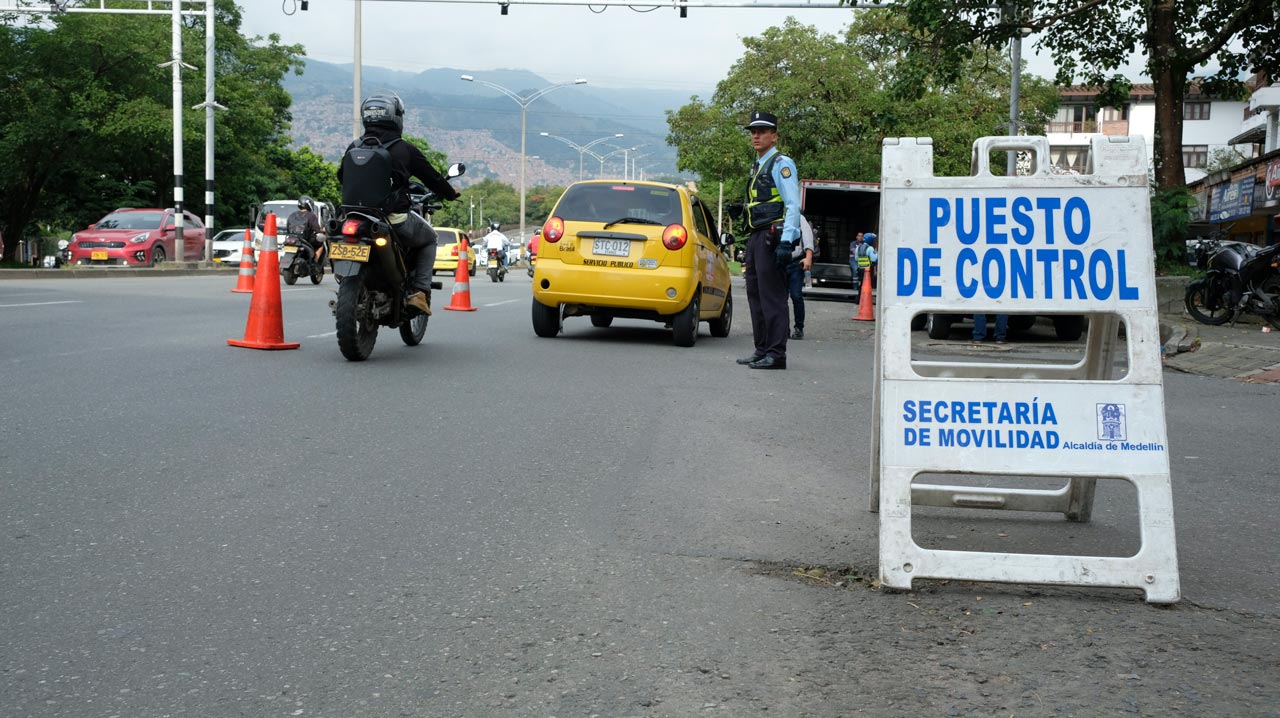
[482,221,510,270]
[286,196,325,266]
[338,94,461,314]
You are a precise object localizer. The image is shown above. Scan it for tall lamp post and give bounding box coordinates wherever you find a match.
[461,74,586,242]
[539,133,624,180]
[598,147,631,178]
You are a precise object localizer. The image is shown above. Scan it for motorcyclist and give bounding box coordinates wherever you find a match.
[482,221,510,269]
[526,228,541,260]
[337,93,461,315]
[285,196,325,265]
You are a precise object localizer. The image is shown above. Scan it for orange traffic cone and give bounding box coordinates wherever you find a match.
[852,265,875,322]
[228,214,300,350]
[443,237,477,312]
[230,227,256,293]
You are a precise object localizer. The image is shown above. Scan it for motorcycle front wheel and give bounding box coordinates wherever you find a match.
[1259,275,1280,330]
[1185,278,1231,325]
[335,270,379,361]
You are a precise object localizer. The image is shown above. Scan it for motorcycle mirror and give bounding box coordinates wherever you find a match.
[720,232,735,246]
[447,163,466,179]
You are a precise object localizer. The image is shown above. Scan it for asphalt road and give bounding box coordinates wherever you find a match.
[1,273,1276,717]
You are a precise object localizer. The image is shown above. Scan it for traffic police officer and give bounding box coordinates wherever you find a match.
[736,111,802,370]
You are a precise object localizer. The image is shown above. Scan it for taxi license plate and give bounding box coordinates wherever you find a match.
[91,250,108,261]
[330,243,371,262]
[282,245,298,253]
[592,238,630,257]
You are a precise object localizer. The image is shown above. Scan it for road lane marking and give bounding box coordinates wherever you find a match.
[0,300,82,308]
[306,330,337,338]
[483,299,521,307]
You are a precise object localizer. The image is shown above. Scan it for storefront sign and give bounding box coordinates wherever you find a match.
[1210,176,1256,223]
[1266,159,1280,202]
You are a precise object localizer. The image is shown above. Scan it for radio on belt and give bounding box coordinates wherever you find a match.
[869,135,1180,604]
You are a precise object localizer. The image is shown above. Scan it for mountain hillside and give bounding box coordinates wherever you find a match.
[284,60,710,187]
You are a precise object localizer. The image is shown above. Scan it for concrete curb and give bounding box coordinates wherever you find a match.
[0,263,238,279]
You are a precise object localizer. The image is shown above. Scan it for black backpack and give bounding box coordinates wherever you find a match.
[340,135,402,210]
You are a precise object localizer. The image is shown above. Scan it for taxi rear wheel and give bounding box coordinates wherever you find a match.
[672,294,699,347]
[709,290,732,338]
[532,299,560,338]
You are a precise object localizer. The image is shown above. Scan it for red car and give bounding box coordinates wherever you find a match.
[68,208,206,266]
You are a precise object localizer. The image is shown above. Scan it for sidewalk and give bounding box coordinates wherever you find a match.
[1160,310,1280,383]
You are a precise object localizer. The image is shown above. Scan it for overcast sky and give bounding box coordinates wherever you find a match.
[240,1,1076,93]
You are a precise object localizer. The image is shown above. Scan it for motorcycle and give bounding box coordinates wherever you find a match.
[327,165,465,361]
[1184,237,1280,329]
[527,252,536,278]
[486,247,507,283]
[280,232,326,285]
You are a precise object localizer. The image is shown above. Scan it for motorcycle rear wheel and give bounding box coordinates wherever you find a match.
[283,266,299,285]
[310,261,324,285]
[1185,279,1231,326]
[336,271,378,361]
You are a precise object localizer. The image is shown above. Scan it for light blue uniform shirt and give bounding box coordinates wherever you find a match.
[757,146,802,245]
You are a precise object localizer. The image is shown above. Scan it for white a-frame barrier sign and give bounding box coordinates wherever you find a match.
[870,136,1180,604]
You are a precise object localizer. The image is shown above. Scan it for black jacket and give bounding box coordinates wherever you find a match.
[338,127,459,212]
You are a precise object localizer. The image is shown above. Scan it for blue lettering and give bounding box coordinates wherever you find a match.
[902,400,917,422]
[985,197,1008,244]
[957,248,978,298]
[1064,197,1090,245]
[1011,196,1035,245]
[1035,249,1059,299]
[929,198,949,244]
[1009,249,1033,299]
[982,249,1006,298]
[1117,250,1140,300]
[956,198,980,245]
[1088,249,1114,299]
[922,247,942,297]
[897,248,918,296]
[1063,250,1086,299]
[1035,197,1062,245]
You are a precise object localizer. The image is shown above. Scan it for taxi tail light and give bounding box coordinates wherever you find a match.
[543,217,565,243]
[662,224,688,251]
[451,245,459,257]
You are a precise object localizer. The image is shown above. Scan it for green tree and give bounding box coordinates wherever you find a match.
[888,0,1279,190]
[0,0,303,259]
[666,14,1057,205]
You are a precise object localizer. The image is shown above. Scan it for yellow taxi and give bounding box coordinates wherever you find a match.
[531,180,734,347]
[432,227,476,276]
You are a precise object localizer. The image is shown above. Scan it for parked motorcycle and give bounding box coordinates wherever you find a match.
[486,247,507,283]
[1184,238,1280,329]
[280,232,326,285]
[327,167,465,361]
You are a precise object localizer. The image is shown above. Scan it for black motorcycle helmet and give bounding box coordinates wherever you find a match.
[360,94,405,133]
[298,195,315,213]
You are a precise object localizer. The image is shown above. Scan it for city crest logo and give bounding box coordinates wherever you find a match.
[1096,403,1127,441]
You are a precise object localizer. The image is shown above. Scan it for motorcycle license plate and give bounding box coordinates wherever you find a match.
[592,238,630,257]
[488,259,498,267]
[91,250,108,260]
[282,245,298,253]
[330,243,371,262]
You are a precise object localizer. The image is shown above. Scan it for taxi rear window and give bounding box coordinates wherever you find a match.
[555,185,680,225]
[437,229,458,243]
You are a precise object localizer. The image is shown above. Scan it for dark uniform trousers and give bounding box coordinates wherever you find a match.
[744,223,788,359]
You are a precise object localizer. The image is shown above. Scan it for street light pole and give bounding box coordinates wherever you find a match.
[539,133,624,181]
[461,74,586,242]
